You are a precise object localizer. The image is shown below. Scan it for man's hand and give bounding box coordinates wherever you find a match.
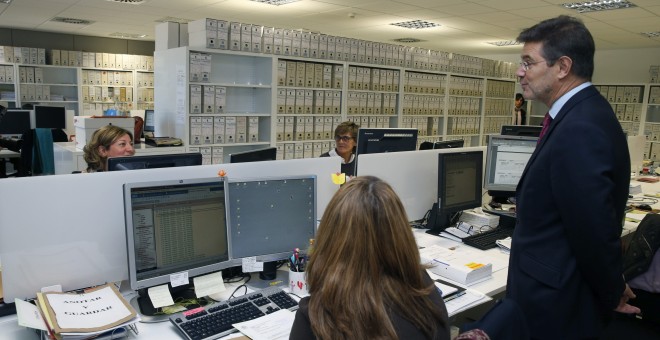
[614,284,641,314]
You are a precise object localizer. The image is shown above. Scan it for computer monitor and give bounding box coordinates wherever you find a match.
[143,109,155,135]
[107,152,202,171]
[123,177,231,321]
[355,128,418,175]
[500,125,542,137]
[0,109,31,138]
[229,147,277,163]
[427,150,483,235]
[33,105,66,129]
[419,139,465,150]
[226,175,316,289]
[484,135,538,203]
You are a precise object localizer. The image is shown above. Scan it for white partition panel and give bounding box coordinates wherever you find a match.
[0,157,340,301]
[357,146,487,221]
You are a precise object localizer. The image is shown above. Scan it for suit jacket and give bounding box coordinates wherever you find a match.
[507,85,630,339]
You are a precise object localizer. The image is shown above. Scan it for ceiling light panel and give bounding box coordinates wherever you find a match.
[641,31,660,38]
[561,1,637,13]
[393,38,423,43]
[391,20,440,29]
[487,40,521,46]
[51,17,94,25]
[105,0,147,4]
[250,0,300,5]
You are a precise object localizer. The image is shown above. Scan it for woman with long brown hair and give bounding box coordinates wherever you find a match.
[290,176,450,340]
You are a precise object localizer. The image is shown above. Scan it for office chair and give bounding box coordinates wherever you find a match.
[13,128,68,176]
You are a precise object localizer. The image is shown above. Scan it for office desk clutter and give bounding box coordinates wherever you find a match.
[15,284,139,339]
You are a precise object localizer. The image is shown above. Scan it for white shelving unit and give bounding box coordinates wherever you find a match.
[154,47,520,163]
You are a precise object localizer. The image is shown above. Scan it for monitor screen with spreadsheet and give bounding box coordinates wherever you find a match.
[123,177,231,293]
[484,135,538,202]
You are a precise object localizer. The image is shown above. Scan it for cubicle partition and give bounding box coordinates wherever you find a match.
[357,146,487,221]
[0,157,340,301]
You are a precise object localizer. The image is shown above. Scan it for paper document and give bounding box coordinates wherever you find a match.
[14,298,48,331]
[445,290,487,316]
[233,309,295,340]
[193,271,226,298]
[148,284,175,308]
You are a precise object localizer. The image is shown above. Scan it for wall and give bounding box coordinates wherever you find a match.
[0,28,154,55]
[480,47,660,84]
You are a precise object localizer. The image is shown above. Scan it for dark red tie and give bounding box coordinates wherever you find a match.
[538,112,552,143]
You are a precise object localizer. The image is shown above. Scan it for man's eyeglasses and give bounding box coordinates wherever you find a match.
[334,135,354,142]
[519,59,545,71]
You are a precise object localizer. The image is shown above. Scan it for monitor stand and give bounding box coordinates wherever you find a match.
[245,261,288,290]
[130,284,209,323]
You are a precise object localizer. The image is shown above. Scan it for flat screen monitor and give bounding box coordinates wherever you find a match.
[0,109,31,137]
[484,135,538,203]
[229,147,277,163]
[226,175,316,289]
[123,177,230,320]
[355,128,418,175]
[33,105,66,129]
[427,150,483,235]
[419,139,465,150]
[143,109,155,134]
[107,152,202,171]
[500,125,542,137]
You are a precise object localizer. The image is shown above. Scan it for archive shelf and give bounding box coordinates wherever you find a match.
[154,47,521,162]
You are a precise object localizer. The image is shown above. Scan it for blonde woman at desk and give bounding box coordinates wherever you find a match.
[82,125,135,173]
[289,176,452,340]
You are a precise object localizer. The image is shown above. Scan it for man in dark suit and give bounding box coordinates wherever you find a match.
[507,16,640,339]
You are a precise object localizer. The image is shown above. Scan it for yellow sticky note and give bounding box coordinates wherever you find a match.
[331,173,346,185]
[465,262,484,269]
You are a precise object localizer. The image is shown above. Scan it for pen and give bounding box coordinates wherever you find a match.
[433,259,450,267]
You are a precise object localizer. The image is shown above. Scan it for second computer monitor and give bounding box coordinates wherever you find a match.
[427,150,483,235]
[107,153,203,171]
[33,105,66,129]
[229,147,277,163]
[500,125,542,137]
[355,128,418,175]
[484,135,538,203]
[226,175,316,288]
[419,139,465,150]
[0,109,31,137]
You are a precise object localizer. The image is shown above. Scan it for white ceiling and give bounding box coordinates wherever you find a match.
[0,0,658,56]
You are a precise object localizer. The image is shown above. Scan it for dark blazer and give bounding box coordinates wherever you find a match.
[507,85,630,339]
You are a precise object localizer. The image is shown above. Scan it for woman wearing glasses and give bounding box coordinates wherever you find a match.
[320,121,359,176]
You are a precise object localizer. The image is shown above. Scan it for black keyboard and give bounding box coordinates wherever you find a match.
[169,286,299,340]
[462,227,514,250]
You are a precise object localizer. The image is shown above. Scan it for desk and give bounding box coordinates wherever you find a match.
[53,142,190,174]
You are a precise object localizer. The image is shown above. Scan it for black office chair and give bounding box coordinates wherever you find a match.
[14,128,68,176]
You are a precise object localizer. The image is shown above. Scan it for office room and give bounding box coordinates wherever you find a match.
[0,0,659,339]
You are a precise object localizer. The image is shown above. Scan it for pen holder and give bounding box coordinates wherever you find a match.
[288,270,308,296]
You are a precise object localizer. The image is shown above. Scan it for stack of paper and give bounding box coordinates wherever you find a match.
[419,244,493,285]
[15,284,139,340]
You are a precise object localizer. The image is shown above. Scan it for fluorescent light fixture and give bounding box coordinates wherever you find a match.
[155,17,194,24]
[487,40,522,46]
[51,17,94,25]
[393,38,423,43]
[391,20,440,29]
[0,0,12,4]
[641,31,660,38]
[110,32,148,39]
[561,1,637,13]
[105,0,147,4]
[250,0,300,5]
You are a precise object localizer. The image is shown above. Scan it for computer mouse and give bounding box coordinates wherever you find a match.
[637,204,652,211]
